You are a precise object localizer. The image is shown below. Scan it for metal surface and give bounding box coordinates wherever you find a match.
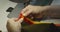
[9,0,29,3]
[7,3,24,18]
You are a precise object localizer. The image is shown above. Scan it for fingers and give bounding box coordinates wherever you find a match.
[21,8,32,16]
[7,18,17,24]
[21,5,32,16]
[7,18,22,32]
[8,18,17,21]
[23,10,32,16]
[17,18,24,23]
[8,18,24,23]
[21,6,28,14]
[21,5,32,13]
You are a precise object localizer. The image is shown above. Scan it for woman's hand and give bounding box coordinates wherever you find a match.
[21,5,49,16]
[6,18,23,32]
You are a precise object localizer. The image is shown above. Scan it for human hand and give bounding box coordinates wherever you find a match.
[6,18,23,32]
[21,5,49,16]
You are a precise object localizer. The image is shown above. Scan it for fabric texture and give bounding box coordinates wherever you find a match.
[21,23,57,32]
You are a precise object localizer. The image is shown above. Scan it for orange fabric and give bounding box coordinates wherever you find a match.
[17,13,34,25]
[55,24,60,26]
[17,13,60,26]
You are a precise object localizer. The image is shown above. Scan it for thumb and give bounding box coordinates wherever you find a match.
[17,18,24,23]
[22,10,32,16]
